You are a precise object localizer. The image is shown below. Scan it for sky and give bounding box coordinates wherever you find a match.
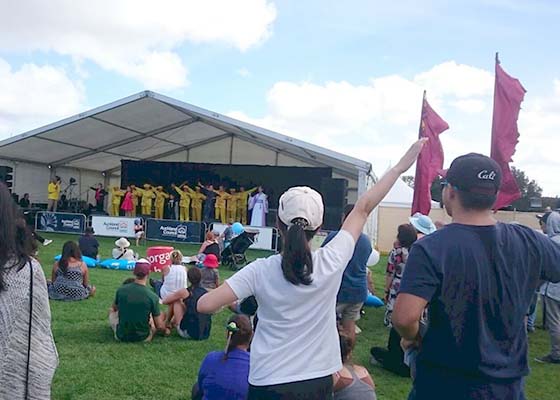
[1,0,559,195]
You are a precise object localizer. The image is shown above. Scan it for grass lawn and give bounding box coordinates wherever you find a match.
[36,232,559,399]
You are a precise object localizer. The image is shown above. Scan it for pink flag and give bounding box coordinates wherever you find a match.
[411,94,449,216]
[491,57,526,210]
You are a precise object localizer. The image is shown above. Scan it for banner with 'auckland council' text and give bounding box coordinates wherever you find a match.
[145,219,206,243]
[91,216,137,238]
[36,212,86,234]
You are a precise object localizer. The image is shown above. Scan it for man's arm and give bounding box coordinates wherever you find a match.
[392,293,428,341]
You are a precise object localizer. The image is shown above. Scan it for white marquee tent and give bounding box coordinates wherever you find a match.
[0,90,379,238]
[380,173,441,209]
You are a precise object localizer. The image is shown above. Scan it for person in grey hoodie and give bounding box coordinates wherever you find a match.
[537,211,560,364]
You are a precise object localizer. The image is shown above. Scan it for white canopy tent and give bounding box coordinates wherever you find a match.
[0,90,379,238]
[380,173,440,209]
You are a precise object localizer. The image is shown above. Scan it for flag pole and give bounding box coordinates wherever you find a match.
[418,90,427,139]
[495,51,500,65]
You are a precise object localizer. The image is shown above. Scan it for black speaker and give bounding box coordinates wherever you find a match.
[322,207,344,231]
[320,178,347,208]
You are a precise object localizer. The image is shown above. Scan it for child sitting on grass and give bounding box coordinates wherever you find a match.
[200,254,220,290]
[152,250,188,326]
[160,267,212,340]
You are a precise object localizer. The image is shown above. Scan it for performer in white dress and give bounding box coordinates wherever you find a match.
[249,186,268,227]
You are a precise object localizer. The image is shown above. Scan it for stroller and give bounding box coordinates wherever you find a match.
[221,230,258,270]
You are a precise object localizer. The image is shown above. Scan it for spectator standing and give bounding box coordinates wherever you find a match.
[0,182,58,399]
[536,210,560,364]
[322,204,372,343]
[196,139,425,399]
[393,154,560,399]
[370,223,418,377]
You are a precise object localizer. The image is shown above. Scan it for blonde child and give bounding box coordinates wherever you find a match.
[157,250,188,326]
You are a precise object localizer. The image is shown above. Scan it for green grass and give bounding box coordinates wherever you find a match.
[37,233,559,399]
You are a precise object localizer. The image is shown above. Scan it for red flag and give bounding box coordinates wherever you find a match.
[411,93,449,216]
[491,56,526,210]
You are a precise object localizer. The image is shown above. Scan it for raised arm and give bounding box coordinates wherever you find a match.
[342,138,426,242]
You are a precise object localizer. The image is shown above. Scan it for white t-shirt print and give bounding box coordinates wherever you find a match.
[226,230,355,386]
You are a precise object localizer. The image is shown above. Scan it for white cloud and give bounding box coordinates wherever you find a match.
[0,0,277,89]
[228,61,560,195]
[0,59,84,137]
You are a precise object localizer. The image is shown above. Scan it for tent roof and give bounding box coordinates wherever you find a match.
[381,174,440,208]
[0,91,372,180]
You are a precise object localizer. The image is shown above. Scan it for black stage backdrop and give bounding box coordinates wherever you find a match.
[120,160,338,209]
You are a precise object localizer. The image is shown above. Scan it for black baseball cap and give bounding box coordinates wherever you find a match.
[440,153,502,195]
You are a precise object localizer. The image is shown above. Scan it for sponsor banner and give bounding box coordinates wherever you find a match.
[36,212,86,234]
[145,219,205,243]
[212,223,276,251]
[91,216,137,238]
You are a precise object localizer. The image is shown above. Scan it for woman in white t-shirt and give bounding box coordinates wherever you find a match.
[197,139,426,399]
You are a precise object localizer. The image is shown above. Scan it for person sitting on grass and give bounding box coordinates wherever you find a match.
[192,314,253,400]
[112,237,136,261]
[200,254,220,291]
[109,259,170,342]
[48,241,96,301]
[150,250,188,326]
[200,231,221,261]
[334,334,376,400]
[162,267,212,340]
[79,227,99,260]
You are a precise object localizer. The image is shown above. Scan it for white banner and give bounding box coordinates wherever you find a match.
[91,216,137,238]
[212,223,275,251]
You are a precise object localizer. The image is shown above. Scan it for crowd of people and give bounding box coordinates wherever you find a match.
[84,182,269,226]
[2,139,560,399]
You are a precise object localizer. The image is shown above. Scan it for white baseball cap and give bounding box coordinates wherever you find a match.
[278,186,324,231]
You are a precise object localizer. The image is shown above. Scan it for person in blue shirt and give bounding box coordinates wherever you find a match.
[322,204,372,343]
[393,153,560,400]
[193,314,252,400]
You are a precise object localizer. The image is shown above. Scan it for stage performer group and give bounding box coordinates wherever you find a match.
[97,181,268,226]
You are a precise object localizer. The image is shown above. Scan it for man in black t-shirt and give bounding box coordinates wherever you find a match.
[393,154,560,400]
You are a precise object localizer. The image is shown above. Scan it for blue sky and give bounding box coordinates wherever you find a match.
[1,0,559,194]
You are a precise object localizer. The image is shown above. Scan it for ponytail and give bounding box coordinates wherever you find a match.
[223,315,252,361]
[280,218,315,286]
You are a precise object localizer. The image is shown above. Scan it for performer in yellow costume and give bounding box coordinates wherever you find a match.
[235,186,257,225]
[226,188,239,222]
[47,176,61,211]
[111,186,125,216]
[187,186,206,222]
[172,183,192,222]
[130,185,139,217]
[136,184,156,216]
[213,186,231,224]
[154,186,169,219]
